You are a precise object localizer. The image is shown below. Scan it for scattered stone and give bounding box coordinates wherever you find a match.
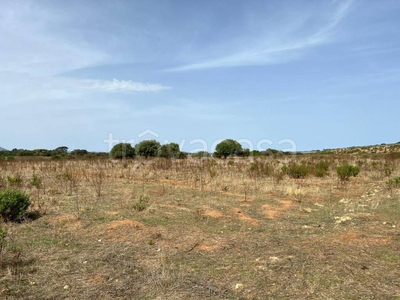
[269,256,280,263]
[335,216,352,224]
[64,285,70,290]
[235,283,244,290]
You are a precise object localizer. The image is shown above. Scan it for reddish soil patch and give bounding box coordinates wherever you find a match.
[262,199,293,219]
[231,207,259,225]
[204,210,225,218]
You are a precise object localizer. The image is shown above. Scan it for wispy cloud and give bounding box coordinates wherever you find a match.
[89,79,171,93]
[169,0,354,71]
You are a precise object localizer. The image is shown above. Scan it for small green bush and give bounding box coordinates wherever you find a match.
[7,175,23,187]
[30,174,42,189]
[0,189,30,222]
[110,143,135,159]
[336,164,360,181]
[282,163,311,179]
[133,195,149,212]
[387,177,400,190]
[315,161,330,177]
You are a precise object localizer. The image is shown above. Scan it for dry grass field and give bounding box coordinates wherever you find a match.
[0,154,399,299]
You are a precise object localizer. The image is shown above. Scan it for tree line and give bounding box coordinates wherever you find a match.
[0,139,292,160]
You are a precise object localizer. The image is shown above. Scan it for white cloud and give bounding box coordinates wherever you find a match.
[89,79,171,93]
[168,0,354,71]
[0,1,108,76]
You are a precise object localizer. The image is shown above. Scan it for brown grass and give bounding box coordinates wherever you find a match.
[0,154,399,299]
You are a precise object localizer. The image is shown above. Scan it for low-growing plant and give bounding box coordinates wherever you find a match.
[249,160,273,178]
[133,195,149,212]
[282,163,311,179]
[30,174,42,189]
[0,227,6,258]
[0,189,31,222]
[7,175,23,188]
[315,160,330,177]
[336,164,360,181]
[387,177,400,191]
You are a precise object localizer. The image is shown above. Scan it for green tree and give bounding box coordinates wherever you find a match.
[53,146,68,155]
[136,140,161,158]
[70,149,88,157]
[110,143,135,159]
[159,142,180,158]
[214,139,243,159]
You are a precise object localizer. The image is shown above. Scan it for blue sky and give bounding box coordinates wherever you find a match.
[1,0,399,152]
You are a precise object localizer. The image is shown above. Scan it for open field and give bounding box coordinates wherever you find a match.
[0,154,399,299]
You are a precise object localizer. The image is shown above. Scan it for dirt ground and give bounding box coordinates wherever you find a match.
[0,155,399,299]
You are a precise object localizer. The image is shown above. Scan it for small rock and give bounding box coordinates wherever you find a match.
[64,285,70,290]
[303,208,312,213]
[235,283,244,290]
[269,256,280,263]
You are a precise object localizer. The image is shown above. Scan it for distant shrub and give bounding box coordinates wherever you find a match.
[315,161,330,177]
[0,189,30,222]
[194,151,211,158]
[214,139,242,159]
[136,140,160,158]
[177,152,187,159]
[387,152,400,160]
[110,143,135,159]
[158,143,180,158]
[336,164,360,181]
[249,160,273,178]
[282,163,311,179]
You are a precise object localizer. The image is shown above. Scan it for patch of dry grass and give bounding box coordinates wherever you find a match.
[0,154,399,299]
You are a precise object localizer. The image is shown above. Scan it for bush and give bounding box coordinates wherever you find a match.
[315,160,330,177]
[110,143,135,159]
[282,163,311,179]
[387,177,400,190]
[136,140,160,158]
[133,195,149,212]
[0,189,30,222]
[7,175,23,187]
[177,152,187,159]
[336,164,360,181]
[214,139,243,159]
[159,143,180,158]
